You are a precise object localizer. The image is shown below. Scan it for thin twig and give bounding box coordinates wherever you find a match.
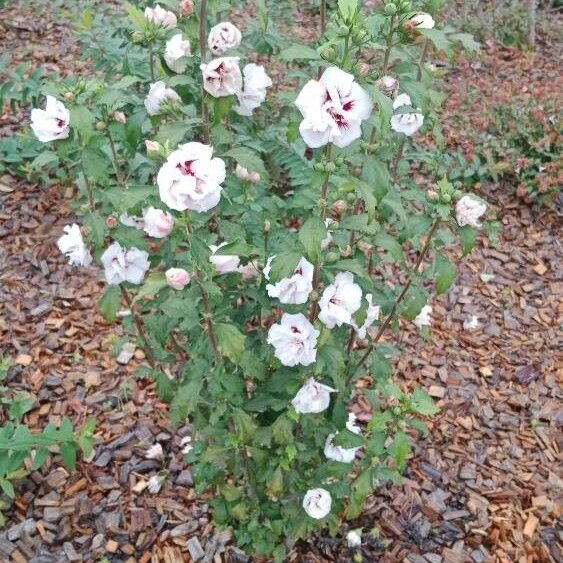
[199,0,210,143]
[352,218,440,374]
[106,128,124,186]
[120,286,156,368]
[195,270,221,363]
[382,15,396,73]
[80,159,95,212]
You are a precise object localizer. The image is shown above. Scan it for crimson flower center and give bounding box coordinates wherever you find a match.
[177,159,196,176]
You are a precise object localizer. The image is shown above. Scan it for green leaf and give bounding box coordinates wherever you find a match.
[449,32,480,52]
[355,180,377,214]
[224,146,268,181]
[374,231,404,265]
[298,216,326,261]
[124,2,148,31]
[389,431,410,471]
[77,418,96,459]
[410,388,439,416]
[104,185,155,212]
[279,45,320,61]
[170,377,203,425]
[0,479,15,499]
[332,428,364,449]
[339,213,378,235]
[400,285,428,321]
[69,106,95,139]
[132,273,167,304]
[459,225,476,256]
[8,395,34,423]
[60,442,77,471]
[31,447,49,471]
[420,28,452,56]
[267,251,301,283]
[433,253,456,295]
[232,408,256,441]
[99,285,121,322]
[215,324,246,364]
[272,414,294,445]
[338,0,358,19]
[30,151,58,170]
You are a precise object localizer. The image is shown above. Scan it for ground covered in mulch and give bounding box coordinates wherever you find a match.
[0,2,561,563]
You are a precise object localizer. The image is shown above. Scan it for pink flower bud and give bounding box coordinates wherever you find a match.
[247,171,260,183]
[143,207,174,238]
[145,140,162,153]
[166,268,191,290]
[105,216,118,228]
[113,111,126,123]
[179,0,194,16]
[332,199,347,213]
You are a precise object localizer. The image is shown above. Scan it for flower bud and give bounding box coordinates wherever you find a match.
[358,63,370,77]
[346,192,356,202]
[351,167,362,178]
[358,241,373,254]
[131,31,144,43]
[105,216,118,229]
[426,189,439,202]
[333,200,347,213]
[145,140,163,154]
[63,92,75,103]
[442,193,452,203]
[320,47,336,62]
[384,3,398,15]
[326,251,339,263]
[325,162,337,173]
[263,219,271,232]
[95,121,106,131]
[179,0,194,16]
[113,111,126,124]
[340,245,352,257]
[166,268,191,290]
[338,25,350,36]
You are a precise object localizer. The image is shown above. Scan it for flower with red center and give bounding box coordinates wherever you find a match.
[267,314,319,367]
[200,57,242,98]
[318,271,362,329]
[207,21,242,55]
[294,66,372,148]
[30,96,70,142]
[264,256,314,305]
[157,142,226,212]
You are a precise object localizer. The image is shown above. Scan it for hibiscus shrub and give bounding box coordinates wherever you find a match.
[23,0,486,558]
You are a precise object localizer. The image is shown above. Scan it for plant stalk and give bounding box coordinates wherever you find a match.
[382,15,396,73]
[106,128,124,186]
[80,158,95,212]
[353,218,440,372]
[309,143,332,322]
[416,38,429,82]
[195,271,221,364]
[148,43,156,81]
[120,286,156,368]
[320,0,327,37]
[199,0,210,143]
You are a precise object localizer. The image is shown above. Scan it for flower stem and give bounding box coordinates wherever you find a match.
[382,15,396,73]
[309,143,332,322]
[416,38,429,82]
[391,136,406,184]
[320,0,327,37]
[80,158,95,212]
[106,128,124,186]
[148,43,156,82]
[352,217,440,374]
[195,270,222,364]
[120,286,156,368]
[199,0,210,144]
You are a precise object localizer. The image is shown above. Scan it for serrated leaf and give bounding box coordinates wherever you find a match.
[400,285,428,321]
[298,216,326,261]
[279,45,320,61]
[433,253,456,295]
[389,430,410,471]
[410,388,439,416]
[132,273,167,304]
[99,285,121,322]
[459,225,476,256]
[215,324,246,364]
[60,442,77,471]
[267,251,302,283]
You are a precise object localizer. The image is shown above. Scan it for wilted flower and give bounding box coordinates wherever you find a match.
[414,305,432,328]
[351,294,380,339]
[321,218,333,250]
[292,378,336,414]
[318,272,362,329]
[143,207,174,238]
[147,474,164,494]
[324,412,361,463]
[113,111,126,123]
[164,33,191,73]
[346,529,362,548]
[101,242,150,285]
[180,435,193,455]
[166,268,191,290]
[390,93,424,136]
[57,224,92,267]
[209,242,240,274]
[455,195,487,227]
[265,257,314,305]
[376,75,399,99]
[30,96,70,142]
[294,67,372,148]
[144,4,177,28]
[157,142,225,212]
[408,12,435,30]
[463,315,480,331]
[267,314,319,367]
[235,163,260,183]
[208,21,242,55]
[145,443,163,459]
[144,81,180,115]
[234,63,272,116]
[303,488,332,519]
[201,57,242,98]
